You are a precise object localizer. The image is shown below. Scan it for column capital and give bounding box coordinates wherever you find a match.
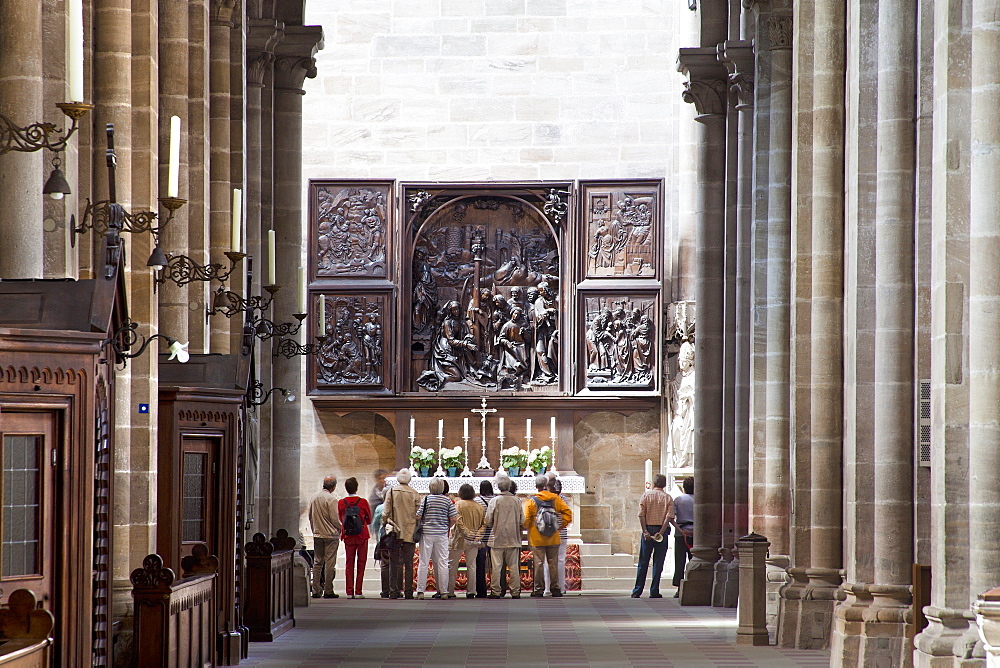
[211,0,237,27]
[763,15,793,50]
[678,48,730,118]
[718,40,755,109]
[247,52,274,88]
[273,26,324,94]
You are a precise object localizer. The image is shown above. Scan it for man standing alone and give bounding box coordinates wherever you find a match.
[523,475,572,597]
[308,475,342,599]
[631,473,674,599]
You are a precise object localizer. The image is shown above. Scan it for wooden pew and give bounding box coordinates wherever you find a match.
[244,529,296,641]
[130,553,218,667]
[0,590,54,668]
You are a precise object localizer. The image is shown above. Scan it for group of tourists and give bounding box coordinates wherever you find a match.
[307,469,573,599]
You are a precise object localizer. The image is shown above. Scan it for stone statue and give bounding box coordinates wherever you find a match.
[412,247,438,336]
[416,300,478,392]
[495,306,528,389]
[669,339,695,468]
[531,281,559,384]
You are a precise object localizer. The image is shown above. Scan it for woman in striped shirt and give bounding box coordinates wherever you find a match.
[416,477,458,599]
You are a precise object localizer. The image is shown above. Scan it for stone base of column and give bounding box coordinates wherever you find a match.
[766,555,790,632]
[913,606,979,667]
[973,590,1000,666]
[723,554,740,608]
[293,552,311,608]
[712,547,738,607]
[831,582,913,666]
[776,567,843,649]
[680,553,721,606]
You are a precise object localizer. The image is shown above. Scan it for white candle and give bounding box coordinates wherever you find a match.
[297,267,306,314]
[499,417,504,437]
[526,418,531,439]
[464,417,469,439]
[267,229,276,285]
[410,417,415,439]
[67,0,84,102]
[317,294,325,336]
[438,419,443,439]
[644,459,653,486]
[231,188,242,252]
[550,416,556,439]
[167,116,181,198]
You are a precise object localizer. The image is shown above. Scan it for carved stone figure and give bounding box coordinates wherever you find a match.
[669,340,695,468]
[531,281,559,384]
[315,185,388,277]
[412,247,438,336]
[495,307,528,390]
[584,185,658,278]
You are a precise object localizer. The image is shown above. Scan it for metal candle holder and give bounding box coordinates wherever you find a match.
[460,436,473,477]
[550,434,558,475]
[409,434,417,473]
[434,434,446,477]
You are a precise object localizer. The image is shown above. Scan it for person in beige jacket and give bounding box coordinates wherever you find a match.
[448,483,485,598]
[308,475,342,598]
[484,477,525,598]
[381,469,422,599]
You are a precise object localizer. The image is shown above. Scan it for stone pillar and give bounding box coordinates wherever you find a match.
[0,0,44,278]
[736,533,771,646]
[270,27,322,541]
[913,0,974,663]
[969,0,1000,613]
[158,0,190,342]
[208,0,235,354]
[187,0,210,353]
[677,48,728,606]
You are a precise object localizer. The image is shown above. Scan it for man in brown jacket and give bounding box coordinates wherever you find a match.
[484,476,525,598]
[523,475,572,597]
[382,468,422,599]
[308,475,342,598]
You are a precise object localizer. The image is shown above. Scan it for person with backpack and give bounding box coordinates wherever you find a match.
[523,475,572,597]
[338,477,373,599]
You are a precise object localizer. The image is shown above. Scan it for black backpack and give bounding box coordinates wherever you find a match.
[343,498,364,536]
[533,496,559,537]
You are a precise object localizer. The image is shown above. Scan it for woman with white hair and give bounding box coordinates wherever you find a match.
[415,477,457,599]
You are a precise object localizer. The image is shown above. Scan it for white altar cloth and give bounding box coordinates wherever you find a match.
[386,474,586,495]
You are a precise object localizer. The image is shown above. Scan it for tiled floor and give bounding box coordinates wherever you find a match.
[243,592,831,667]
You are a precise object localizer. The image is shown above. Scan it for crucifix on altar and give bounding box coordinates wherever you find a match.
[471,396,497,474]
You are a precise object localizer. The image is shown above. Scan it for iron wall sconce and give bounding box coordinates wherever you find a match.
[154,251,246,287]
[105,319,189,366]
[272,337,320,358]
[0,102,93,155]
[73,196,186,255]
[207,284,279,320]
[248,380,296,407]
[251,313,305,341]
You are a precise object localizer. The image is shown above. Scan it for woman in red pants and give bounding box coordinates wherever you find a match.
[338,477,372,598]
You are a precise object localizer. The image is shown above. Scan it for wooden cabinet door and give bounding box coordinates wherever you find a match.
[180,437,216,561]
[0,411,57,607]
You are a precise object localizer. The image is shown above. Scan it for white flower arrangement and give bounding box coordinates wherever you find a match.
[500,446,529,470]
[410,446,437,469]
[440,446,464,469]
[527,445,553,472]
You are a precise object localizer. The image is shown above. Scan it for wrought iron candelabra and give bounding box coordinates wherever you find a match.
[156,250,245,287]
[252,313,305,341]
[0,102,93,155]
[247,380,294,407]
[104,318,189,365]
[207,284,279,320]
[272,336,320,358]
[73,195,186,247]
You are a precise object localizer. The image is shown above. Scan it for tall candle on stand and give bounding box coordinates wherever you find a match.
[463,417,469,439]
[526,418,531,439]
[550,417,556,439]
[167,116,181,198]
[410,417,415,439]
[297,268,306,313]
[644,459,653,489]
[67,0,84,102]
[230,189,242,252]
[267,229,276,284]
[499,417,504,438]
[438,419,443,439]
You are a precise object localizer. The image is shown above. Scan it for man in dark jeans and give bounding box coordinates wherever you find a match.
[631,473,674,599]
[474,480,495,598]
[671,476,694,597]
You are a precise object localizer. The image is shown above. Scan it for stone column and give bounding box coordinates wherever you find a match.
[0,0,44,278]
[208,0,235,354]
[784,0,847,650]
[158,0,190,342]
[270,27,322,540]
[187,0,210,353]
[969,0,1000,614]
[913,0,974,663]
[677,47,728,606]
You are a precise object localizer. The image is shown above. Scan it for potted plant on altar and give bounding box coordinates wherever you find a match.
[441,446,464,477]
[500,447,529,477]
[410,446,436,478]
[527,445,553,475]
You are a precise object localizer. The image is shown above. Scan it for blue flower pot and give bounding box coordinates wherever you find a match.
[447,467,458,477]
[419,467,430,478]
[508,467,520,477]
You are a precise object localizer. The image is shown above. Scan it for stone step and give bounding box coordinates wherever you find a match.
[582,554,636,567]
[581,565,637,579]
[578,542,612,556]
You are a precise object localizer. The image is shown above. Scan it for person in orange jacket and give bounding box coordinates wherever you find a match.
[523,475,572,597]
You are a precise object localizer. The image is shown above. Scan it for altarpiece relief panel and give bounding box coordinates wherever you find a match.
[580,181,661,279]
[313,293,390,392]
[408,194,563,393]
[580,293,658,390]
[310,181,392,278]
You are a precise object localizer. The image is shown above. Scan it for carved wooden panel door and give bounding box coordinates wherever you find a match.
[179,437,217,562]
[0,411,57,608]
